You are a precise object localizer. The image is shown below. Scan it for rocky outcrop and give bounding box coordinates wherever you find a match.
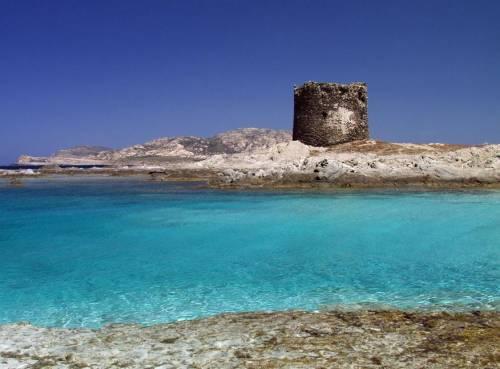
[293,82,369,146]
[17,128,291,165]
[1,311,498,368]
[17,146,113,165]
[206,140,500,188]
[10,137,500,188]
[54,146,112,158]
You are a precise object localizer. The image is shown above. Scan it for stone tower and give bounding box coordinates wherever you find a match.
[292,82,369,146]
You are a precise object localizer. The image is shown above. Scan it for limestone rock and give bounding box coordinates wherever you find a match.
[0,311,498,369]
[269,140,310,161]
[17,128,291,165]
[54,146,112,158]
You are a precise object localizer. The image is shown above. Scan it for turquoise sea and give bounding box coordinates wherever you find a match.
[0,177,498,327]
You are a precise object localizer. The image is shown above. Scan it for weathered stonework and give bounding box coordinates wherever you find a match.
[293,81,369,146]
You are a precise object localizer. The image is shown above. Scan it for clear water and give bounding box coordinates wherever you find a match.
[0,177,498,328]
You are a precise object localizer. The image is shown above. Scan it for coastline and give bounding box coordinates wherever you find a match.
[5,139,500,190]
[1,310,498,368]
[2,169,500,191]
[3,1,499,367]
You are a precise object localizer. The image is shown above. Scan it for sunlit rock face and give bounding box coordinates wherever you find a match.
[17,128,291,165]
[293,82,369,146]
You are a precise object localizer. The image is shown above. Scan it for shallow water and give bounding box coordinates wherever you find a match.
[0,177,499,327]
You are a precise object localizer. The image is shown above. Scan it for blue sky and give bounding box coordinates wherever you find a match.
[1,0,499,164]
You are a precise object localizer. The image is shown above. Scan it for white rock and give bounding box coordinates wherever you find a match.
[269,141,310,162]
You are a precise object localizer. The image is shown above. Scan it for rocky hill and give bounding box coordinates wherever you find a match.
[17,128,291,165]
[54,146,113,158]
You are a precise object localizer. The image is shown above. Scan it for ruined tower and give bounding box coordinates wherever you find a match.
[292,82,369,146]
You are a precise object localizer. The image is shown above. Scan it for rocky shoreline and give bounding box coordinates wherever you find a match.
[4,137,500,190]
[1,310,498,368]
[3,169,500,191]
[3,129,499,368]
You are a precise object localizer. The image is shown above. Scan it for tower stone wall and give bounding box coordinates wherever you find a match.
[293,82,369,146]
